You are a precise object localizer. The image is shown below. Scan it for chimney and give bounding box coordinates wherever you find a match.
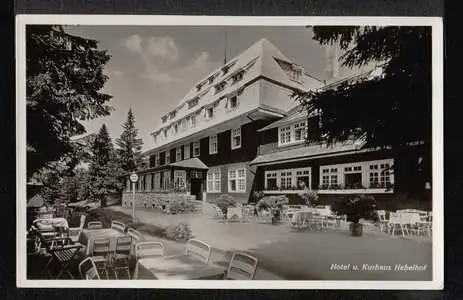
[325,44,339,81]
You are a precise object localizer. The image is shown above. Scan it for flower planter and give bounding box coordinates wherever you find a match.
[349,222,363,237]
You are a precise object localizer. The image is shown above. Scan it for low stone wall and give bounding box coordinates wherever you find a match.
[122,192,197,209]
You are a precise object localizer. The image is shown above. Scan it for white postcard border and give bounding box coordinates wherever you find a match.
[16,15,444,290]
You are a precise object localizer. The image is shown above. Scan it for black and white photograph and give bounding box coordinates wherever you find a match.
[16,16,443,289]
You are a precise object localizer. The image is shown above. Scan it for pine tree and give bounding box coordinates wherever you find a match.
[116,109,143,172]
[88,124,123,207]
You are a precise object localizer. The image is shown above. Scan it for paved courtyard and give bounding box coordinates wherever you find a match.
[109,206,432,281]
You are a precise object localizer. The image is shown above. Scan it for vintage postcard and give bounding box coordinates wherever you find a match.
[16,15,443,289]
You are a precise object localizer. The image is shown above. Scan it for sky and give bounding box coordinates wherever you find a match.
[64,25,369,152]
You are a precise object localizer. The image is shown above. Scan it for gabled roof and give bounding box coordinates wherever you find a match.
[258,105,309,132]
[151,38,323,133]
[169,157,208,170]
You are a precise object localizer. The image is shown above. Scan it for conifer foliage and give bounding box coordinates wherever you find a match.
[116,109,143,172]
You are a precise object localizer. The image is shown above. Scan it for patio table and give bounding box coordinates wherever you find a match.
[80,228,127,256]
[33,217,69,231]
[133,254,225,280]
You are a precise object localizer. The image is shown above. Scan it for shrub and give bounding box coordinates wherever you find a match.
[298,190,319,207]
[331,194,379,224]
[257,195,289,211]
[162,222,193,241]
[215,194,237,215]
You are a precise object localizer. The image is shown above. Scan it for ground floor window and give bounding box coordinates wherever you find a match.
[264,167,311,190]
[228,167,246,193]
[207,169,221,192]
[319,159,394,190]
[162,171,171,190]
[174,170,186,190]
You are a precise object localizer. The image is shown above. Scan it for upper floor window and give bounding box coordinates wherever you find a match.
[206,106,214,119]
[161,116,168,124]
[208,75,215,85]
[188,98,199,109]
[165,151,170,164]
[209,135,218,154]
[163,129,168,139]
[191,115,197,127]
[278,122,307,146]
[155,153,160,166]
[182,119,187,131]
[232,70,244,84]
[231,127,241,150]
[176,147,182,161]
[174,123,178,134]
[228,95,238,110]
[215,81,226,94]
[193,141,200,157]
[196,83,203,92]
[184,144,190,159]
[169,111,176,119]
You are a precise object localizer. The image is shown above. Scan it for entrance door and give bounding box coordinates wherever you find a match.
[190,178,202,201]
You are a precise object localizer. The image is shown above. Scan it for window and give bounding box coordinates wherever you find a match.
[196,84,202,92]
[162,171,171,190]
[193,141,200,157]
[165,151,170,164]
[169,111,176,119]
[344,165,362,189]
[209,135,218,154]
[296,169,311,189]
[174,123,178,134]
[184,144,190,159]
[380,163,391,186]
[207,170,221,192]
[232,70,244,84]
[161,116,168,123]
[191,115,197,127]
[228,167,246,193]
[320,167,339,188]
[182,119,187,131]
[279,126,291,145]
[228,95,238,109]
[265,172,278,190]
[174,170,186,190]
[231,127,241,149]
[155,154,160,166]
[208,75,215,85]
[188,98,199,109]
[176,147,182,161]
[215,82,226,94]
[369,163,391,188]
[206,106,214,119]
[294,122,307,141]
[280,171,293,189]
[290,64,303,82]
[163,129,167,139]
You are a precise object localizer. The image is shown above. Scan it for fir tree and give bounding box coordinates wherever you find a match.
[116,109,143,172]
[88,124,123,207]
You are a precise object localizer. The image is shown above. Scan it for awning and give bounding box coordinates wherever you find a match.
[169,157,209,170]
[250,142,366,166]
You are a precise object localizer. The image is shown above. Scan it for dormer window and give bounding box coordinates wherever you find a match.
[163,129,168,139]
[208,75,215,85]
[232,70,245,84]
[174,123,178,134]
[191,115,197,127]
[161,116,168,124]
[169,111,176,119]
[215,81,226,94]
[196,83,203,92]
[188,97,199,109]
[182,119,187,131]
[222,61,236,76]
[290,64,303,82]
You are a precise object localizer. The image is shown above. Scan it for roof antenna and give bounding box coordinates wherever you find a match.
[223,29,228,65]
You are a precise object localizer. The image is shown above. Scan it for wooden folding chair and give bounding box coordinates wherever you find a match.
[68,214,86,243]
[45,243,82,279]
[185,239,212,264]
[79,257,101,280]
[225,252,258,280]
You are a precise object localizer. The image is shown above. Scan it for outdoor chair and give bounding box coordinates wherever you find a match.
[127,228,143,255]
[134,241,165,260]
[111,236,132,279]
[68,214,86,243]
[185,239,212,264]
[43,241,82,279]
[387,212,409,237]
[91,238,111,279]
[87,221,104,230]
[79,257,101,280]
[289,211,310,231]
[111,220,127,233]
[376,210,388,232]
[224,252,258,280]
